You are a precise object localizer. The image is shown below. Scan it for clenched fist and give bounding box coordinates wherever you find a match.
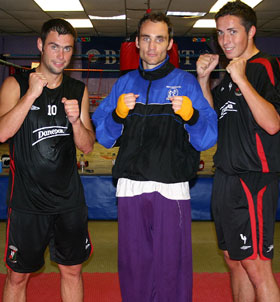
[196,54,219,79]
[115,93,139,119]
[170,96,194,121]
[28,72,48,99]
[62,97,80,124]
[226,57,247,85]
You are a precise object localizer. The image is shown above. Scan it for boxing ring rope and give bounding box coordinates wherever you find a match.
[65,68,119,72]
[0,57,226,73]
[0,58,30,70]
[2,53,205,58]
[0,50,242,97]
[0,59,121,73]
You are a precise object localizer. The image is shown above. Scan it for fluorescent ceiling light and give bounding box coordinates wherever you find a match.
[89,15,126,20]
[34,0,84,11]
[167,11,206,17]
[193,19,216,28]
[65,19,93,28]
[210,0,263,13]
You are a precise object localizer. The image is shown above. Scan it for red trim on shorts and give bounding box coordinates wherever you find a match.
[276,58,280,69]
[239,179,258,260]
[88,231,94,257]
[250,58,275,86]
[257,186,270,260]
[255,133,269,173]
[4,208,13,271]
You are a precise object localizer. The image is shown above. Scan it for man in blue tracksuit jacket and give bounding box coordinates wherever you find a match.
[92,12,217,302]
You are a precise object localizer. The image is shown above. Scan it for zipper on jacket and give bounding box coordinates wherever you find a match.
[139,80,152,146]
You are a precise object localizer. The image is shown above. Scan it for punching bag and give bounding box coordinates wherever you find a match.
[120,41,140,73]
[168,43,179,68]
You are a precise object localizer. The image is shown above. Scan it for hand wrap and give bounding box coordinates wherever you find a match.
[175,96,194,121]
[115,94,130,119]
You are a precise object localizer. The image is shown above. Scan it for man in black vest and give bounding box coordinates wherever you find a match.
[197,2,280,301]
[0,19,95,302]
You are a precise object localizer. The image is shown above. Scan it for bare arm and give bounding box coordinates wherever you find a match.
[62,86,95,154]
[0,73,47,142]
[197,75,214,108]
[196,54,219,108]
[227,58,280,135]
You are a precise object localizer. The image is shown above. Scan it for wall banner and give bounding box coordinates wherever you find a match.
[81,36,213,78]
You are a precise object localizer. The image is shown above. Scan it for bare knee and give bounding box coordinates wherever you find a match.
[6,270,30,287]
[58,264,82,281]
[240,257,272,287]
[223,251,242,271]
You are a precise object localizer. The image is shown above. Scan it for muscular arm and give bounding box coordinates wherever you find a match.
[227,58,280,135]
[238,79,280,134]
[0,76,40,142]
[196,54,219,108]
[66,86,95,154]
[197,76,214,108]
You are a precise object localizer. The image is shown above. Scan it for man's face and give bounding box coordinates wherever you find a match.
[38,30,74,75]
[136,20,173,70]
[216,15,253,60]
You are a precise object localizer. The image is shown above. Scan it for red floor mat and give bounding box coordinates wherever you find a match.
[0,272,279,301]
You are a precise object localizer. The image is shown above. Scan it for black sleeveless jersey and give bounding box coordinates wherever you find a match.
[6,70,86,214]
[212,52,280,175]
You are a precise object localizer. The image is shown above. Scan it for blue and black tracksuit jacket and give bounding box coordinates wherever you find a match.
[92,58,217,183]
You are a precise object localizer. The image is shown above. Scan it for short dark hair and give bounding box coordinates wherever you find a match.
[40,18,77,46]
[215,1,257,33]
[137,12,173,41]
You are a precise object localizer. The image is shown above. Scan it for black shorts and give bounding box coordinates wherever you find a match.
[5,206,93,273]
[212,169,279,261]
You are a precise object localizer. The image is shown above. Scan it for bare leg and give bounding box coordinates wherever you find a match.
[2,270,30,302]
[241,256,280,302]
[224,251,255,302]
[58,264,83,302]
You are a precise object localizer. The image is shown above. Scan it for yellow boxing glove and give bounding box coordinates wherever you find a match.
[115,94,130,119]
[175,96,194,121]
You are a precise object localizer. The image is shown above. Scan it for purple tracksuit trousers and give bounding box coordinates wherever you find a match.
[118,191,193,302]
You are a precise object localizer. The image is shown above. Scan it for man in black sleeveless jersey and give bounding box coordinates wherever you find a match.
[0,19,95,301]
[196,2,280,302]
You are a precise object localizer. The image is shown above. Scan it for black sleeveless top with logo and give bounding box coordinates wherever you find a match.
[6,70,86,214]
[212,52,280,175]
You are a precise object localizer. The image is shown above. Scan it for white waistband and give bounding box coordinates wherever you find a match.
[116,178,190,200]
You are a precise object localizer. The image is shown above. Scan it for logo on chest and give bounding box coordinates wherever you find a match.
[219,101,237,119]
[234,87,242,97]
[166,86,181,100]
[32,126,69,146]
[220,81,243,97]
[31,105,40,111]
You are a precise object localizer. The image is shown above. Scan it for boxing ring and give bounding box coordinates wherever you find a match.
[0,44,280,221]
[0,175,280,220]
